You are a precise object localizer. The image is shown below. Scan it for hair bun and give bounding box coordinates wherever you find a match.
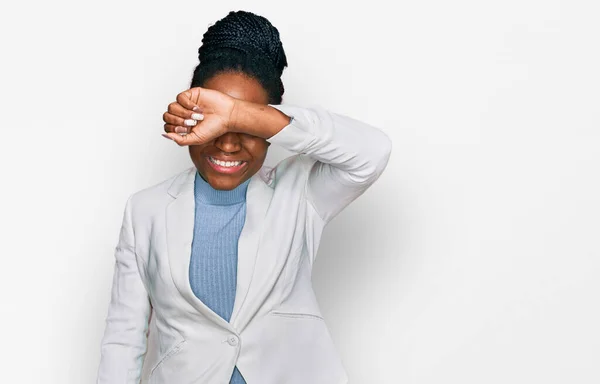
[198,10,287,76]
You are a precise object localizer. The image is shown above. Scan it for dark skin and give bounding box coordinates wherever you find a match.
[162,71,277,191]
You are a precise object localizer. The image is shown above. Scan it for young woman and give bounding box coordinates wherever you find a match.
[97,10,392,384]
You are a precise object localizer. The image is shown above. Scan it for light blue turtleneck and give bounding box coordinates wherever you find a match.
[190,169,250,384]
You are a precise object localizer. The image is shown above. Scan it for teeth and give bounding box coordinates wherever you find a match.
[209,157,243,167]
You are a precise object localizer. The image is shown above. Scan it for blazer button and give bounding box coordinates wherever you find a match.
[227,335,239,346]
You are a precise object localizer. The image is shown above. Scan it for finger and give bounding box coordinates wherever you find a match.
[163,112,198,129]
[163,123,190,135]
[177,89,202,112]
[163,112,186,128]
[163,128,205,146]
[167,101,205,121]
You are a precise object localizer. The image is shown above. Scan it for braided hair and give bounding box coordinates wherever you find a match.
[190,10,288,104]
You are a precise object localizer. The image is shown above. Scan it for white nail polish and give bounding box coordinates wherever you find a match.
[191,113,204,120]
[184,119,197,126]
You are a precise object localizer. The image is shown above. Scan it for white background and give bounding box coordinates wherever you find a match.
[0,0,598,383]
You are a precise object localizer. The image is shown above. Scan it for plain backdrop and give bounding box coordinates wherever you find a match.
[0,0,598,383]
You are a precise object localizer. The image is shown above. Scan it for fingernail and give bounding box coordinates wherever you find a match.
[184,119,197,126]
[161,133,173,140]
[191,113,204,120]
[193,106,201,112]
[175,126,187,134]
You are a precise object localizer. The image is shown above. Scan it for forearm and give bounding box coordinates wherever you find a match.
[265,103,392,182]
[261,103,392,224]
[229,100,292,139]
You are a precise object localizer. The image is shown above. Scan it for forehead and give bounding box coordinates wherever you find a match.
[203,71,270,104]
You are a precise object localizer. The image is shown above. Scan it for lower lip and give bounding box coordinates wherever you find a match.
[206,157,247,174]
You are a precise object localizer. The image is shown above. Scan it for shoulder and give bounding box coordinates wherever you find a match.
[127,166,194,213]
[263,154,317,189]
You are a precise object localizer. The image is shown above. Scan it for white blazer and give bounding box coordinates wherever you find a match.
[96,103,392,384]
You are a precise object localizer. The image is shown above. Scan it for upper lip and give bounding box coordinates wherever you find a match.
[207,156,246,162]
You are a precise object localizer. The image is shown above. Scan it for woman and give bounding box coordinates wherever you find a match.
[97,10,392,384]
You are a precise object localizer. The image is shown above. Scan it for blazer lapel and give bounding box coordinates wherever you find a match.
[229,167,273,328]
[165,166,273,330]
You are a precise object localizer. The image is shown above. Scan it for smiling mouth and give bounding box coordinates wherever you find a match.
[206,156,248,174]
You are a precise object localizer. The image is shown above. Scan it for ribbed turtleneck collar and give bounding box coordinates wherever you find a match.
[194,169,250,206]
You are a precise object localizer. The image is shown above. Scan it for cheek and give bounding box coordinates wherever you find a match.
[245,139,269,161]
[188,145,209,164]
[189,144,209,155]
[254,145,269,163]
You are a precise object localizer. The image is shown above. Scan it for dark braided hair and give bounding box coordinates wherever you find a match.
[190,10,288,104]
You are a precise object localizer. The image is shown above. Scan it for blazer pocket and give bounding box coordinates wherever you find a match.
[269,310,324,320]
[148,338,187,379]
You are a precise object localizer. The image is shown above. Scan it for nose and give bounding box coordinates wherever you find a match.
[214,132,242,154]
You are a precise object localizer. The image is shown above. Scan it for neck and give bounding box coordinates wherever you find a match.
[194,170,250,205]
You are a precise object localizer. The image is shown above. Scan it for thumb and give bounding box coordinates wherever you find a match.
[162,130,204,146]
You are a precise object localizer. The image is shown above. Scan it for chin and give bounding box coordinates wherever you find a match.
[207,176,241,190]
[213,183,237,191]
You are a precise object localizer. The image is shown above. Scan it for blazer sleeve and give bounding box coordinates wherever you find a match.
[97,194,151,384]
[267,104,392,224]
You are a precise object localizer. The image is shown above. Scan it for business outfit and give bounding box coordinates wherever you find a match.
[190,171,251,383]
[96,103,392,384]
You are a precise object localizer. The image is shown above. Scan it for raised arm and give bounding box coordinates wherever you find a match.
[160,88,392,224]
[232,102,393,224]
[97,195,151,384]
